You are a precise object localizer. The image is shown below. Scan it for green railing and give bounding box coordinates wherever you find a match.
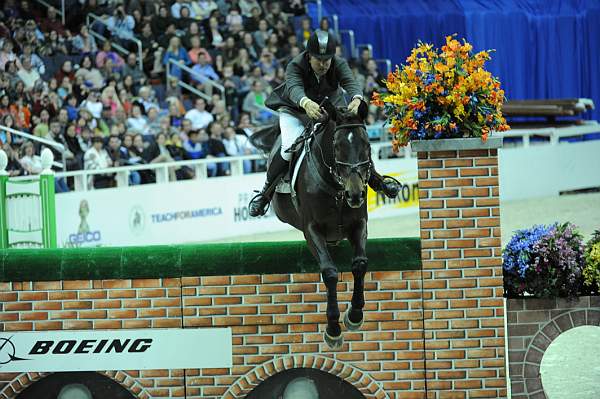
[0,238,421,282]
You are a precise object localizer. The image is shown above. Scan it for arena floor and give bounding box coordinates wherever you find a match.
[218,192,600,246]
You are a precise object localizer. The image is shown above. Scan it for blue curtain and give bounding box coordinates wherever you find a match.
[319,0,600,121]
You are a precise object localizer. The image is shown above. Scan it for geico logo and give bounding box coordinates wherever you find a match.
[28,338,152,355]
[69,231,101,243]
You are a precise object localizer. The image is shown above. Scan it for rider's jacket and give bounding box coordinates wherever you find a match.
[265,51,362,114]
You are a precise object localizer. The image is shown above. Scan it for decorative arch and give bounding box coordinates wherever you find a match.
[222,354,389,399]
[0,371,151,399]
[522,308,600,398]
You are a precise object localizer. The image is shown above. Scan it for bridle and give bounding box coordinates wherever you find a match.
[314,122,371,192]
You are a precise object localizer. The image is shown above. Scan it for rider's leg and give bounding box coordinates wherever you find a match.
[368,164,401,199]
[248,112,304,217]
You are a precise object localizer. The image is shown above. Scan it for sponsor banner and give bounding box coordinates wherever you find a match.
[55,159,418,247]
[0,328,232,372]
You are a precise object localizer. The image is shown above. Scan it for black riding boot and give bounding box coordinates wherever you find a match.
[249,152,289,217]
[368,165,401,199]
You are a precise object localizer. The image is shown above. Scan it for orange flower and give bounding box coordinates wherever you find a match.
[371,92,384,107]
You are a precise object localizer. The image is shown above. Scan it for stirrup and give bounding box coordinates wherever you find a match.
[249,190,271,217]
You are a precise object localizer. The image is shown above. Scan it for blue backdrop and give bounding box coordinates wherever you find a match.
[319,0,600,121]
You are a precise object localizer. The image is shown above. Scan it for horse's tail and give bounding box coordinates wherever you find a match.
[249,122,280,153]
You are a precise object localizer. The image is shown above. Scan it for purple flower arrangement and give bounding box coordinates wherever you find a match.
[503,222,586,297]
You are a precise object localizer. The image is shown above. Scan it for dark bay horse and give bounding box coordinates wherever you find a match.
[251,102,371,349]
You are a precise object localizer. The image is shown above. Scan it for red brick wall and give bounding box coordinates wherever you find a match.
[417,147,507,399]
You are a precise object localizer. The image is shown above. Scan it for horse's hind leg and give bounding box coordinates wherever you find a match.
[305,222,343,350]
[345,219,368,331]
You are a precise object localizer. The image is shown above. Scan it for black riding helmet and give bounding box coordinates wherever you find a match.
[306,30,337,60]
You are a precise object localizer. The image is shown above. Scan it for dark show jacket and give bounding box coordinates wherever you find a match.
[265,51,362,114]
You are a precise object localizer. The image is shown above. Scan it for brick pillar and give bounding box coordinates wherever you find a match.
[412,137,507,399]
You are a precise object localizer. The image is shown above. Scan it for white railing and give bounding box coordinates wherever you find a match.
[0,124,65,170]
[86,13,143,71]
[166,59,224,104]
[33,0,66,25]
[496,120,600,147]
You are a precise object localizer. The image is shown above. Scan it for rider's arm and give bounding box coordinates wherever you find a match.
[286,60,308,107]
[336,57,363,101]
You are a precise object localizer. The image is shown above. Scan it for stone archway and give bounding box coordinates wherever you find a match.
[0,371,151,399]
[221,354,388,399]
[522,309,600,398]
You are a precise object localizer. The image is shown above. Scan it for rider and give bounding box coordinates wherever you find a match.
[248,30,400,217]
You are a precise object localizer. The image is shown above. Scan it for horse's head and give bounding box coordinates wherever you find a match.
[330,101,371,209]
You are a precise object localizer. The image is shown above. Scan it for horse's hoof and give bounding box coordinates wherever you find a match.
[324,330,344,350]
[343,308,364,331]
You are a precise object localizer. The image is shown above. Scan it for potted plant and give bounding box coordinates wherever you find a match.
[372,35,510,151]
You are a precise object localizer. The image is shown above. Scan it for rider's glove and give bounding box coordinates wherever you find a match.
[300,97,323,120]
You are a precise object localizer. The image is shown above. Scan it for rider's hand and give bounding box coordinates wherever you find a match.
[348,97,362,115]
[302,98,323,120]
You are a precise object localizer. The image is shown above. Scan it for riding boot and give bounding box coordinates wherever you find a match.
[368,165,401,199]
[248,152,289,217]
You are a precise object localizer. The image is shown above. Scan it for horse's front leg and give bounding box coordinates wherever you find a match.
[305,222,343,350]
[345,218,368,331]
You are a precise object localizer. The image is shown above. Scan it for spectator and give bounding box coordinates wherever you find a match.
[242,32,260,62]
[319,17,336,37]
[84,136,114,189]
[192,0,219,20]
[181,21,204,49]
[168,100,185,129]
[100,85,124,115]
[0,95,10,117]
[137,86,159,113]
[75,55,105,89]
[81,91,103,119]
[221,36,238,62]
[143,132,177,180]
[20,44,45,76]
[205,16,225,50]
[253,19,271,49]
[185,97,214,130]
[183,129,206,159]
[0,40,21,72]
[296,17,312,46]
[357,47,371,75]
[39,30,68,56]
[151,5,173,37]
[191,52,220,89]
[222,125,253,173]
[256,49,279,78]
[188,35,212,65]
[171,0,196,19]
[19,141,42,174]
[166,132,195,179]
[16,56,41,91]
[127,103,150,136]
[206,121,229,176]
[32,109,51,137]
[0,114,12,145]
[39,7,65,35]
[62,124,84,171]
[243,80,272,124]
[244,6,262,32]
[240,0,262,18]
[162,36,191,80]
[232,48,252,76]
[3,143,24,177]
[71,25,98,55]
[9,96,31,131]
[225,6,243,32]
[122,53,147,90]
[96,41,125,71]
[176,6,195,30]
[106,6,136,45]
[106,134,141,185]
[265,2,288,28]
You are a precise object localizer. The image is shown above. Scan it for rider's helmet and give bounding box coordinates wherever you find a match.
[306,30,337,60]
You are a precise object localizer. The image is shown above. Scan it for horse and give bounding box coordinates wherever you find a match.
[250,101,371,349]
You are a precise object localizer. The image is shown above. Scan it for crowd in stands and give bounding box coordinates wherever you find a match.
[0,0,384,191]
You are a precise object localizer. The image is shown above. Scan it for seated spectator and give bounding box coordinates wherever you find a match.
[106,134,141,185]
[19,141,42,174]
[71,25,98,55]
[3,143,24,177]
[168,100,185,129]
[265,2,288,28]
[0,114,12,145]
[0,40,20,72]
[243,80,272,124]
[162,36,191,80]
[241,33,260,62]
[166,132,194,179]
[296,16,312,46]
[100,86,124,116]
[127,103,150,135]
[20,44,45,76]
[78,127,93,153]
[16,56,41,91]
[171,0,196,19]
[62,124,84,171]
[0,95,10,117]
[106,6,136,45]
[256,49,279,79]
[9,96,32,131]
[39,30,68,56]
[80,91,103,119]
[319,17,336,37]
[96,41,125,71]
[357,47,372,76]
[232,48,252,77]
[151,5,173,37]
[253,19,271,49]
[32,109,51,138]
[205,16,225,50]
[155,115,179,141]
[55,60,76,83]
[221,37,238,62]
[185,97,214,130]
[143,132,177,180]
[206,121,229,176]
[192,0,219,21]
[223,126,253,173]
[39,7,65,36]
[75,55,105,89]
[225,6,243,32]
[121,53,147,90]
[183,129,207,159]
[137,86,159,113]
[188,36,212,65]
[84,136,114,189]
[191,53,220,89]
[240,0,262,18]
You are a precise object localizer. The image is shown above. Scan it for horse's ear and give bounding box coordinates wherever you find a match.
[357,100,368,121]
[322,99,337,121]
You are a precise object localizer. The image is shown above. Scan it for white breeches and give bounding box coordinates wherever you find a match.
[279,111,306,161]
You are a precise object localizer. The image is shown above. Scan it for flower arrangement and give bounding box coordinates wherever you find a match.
[503,223,585,298]
[583,229,600,294]
[372,35,510,150]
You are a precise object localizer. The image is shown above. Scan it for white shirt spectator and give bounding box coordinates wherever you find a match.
[192,0,218,20]
[223,133,252,156]
[127,116,150,135]
[81,97,103,119]
[240,0,261,17]
[20,155,43,175]
[84,146,111,170]
[107,13,136,40]
[16,66,40,90]
[185,108,214,130]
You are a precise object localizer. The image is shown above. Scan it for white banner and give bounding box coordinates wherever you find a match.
[55,159,419,247]
[0,329,232,372]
